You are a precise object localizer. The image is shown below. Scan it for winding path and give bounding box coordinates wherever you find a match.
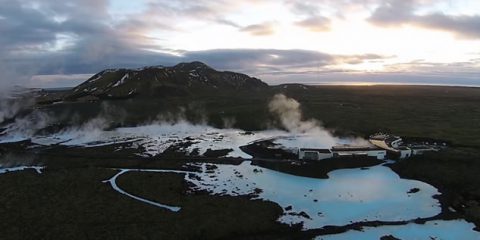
[102,168,192,212]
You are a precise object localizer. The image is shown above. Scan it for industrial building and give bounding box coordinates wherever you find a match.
[297,133,441,161]
[331,146,387,160]
[369,133,440,159]
[298,148,333,161]
[298,146,387,161]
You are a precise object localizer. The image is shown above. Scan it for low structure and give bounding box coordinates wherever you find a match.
[369,134,402,152]
[398,147,412,159]
[296,133,442,161]
[369,133,441,159]
[298,148,333,161]
[331,146,387,160]
[410,145,439,155]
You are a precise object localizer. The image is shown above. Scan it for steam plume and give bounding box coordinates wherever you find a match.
[268,94,370,147]
[268,94,324,134]
[0,93,35,124]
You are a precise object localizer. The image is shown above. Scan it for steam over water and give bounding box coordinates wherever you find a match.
[21,121,359,158]
[0,94,370,157]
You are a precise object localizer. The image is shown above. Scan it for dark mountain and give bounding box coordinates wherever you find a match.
[64,61,268,100]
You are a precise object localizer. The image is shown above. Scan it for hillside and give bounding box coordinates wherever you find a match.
[63,61,268,100]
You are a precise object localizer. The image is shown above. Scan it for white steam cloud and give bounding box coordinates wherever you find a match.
[268,94,369,147]
[0,93,35,124]
[1,93,370,157]
[0,100,19,124]
[268,94,327,134]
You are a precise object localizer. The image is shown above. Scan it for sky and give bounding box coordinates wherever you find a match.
[0,0,479,88]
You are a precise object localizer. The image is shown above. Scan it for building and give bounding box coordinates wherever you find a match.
[369,133,441,159]
[331,146,387,160]
[410,145,439,155]
[398,147,412,159]
[296,133,442,161]
[298,148,333,161]
[369,134,402,152]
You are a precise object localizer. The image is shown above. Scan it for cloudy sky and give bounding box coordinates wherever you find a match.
[1,0,479,88]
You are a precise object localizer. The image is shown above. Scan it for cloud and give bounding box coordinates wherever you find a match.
[295,16,331,32]
[215,18,242,28]
[0,0,181,87]
[260,71,480,87]
[2,0,385,88]
[240,22,276,36]
[0,0,478,89]
[384,59,480,76]
[28,74,92,88]
[287,1,319,16]
[184,49,333,69]
[369,0,480,39]
[368,0,414,26]
[285,0,332,32]
[0,0,289,88]
[417,14,480,39]
[337,54,394,65]
[181,49,390,76]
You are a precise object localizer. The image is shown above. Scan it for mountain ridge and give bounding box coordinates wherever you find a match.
[64,61,269,100]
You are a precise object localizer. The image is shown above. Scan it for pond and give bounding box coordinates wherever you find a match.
[185,161,441,229]
[105,161,479,238]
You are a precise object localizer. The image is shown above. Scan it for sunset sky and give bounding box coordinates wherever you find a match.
[1,0,479,87]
